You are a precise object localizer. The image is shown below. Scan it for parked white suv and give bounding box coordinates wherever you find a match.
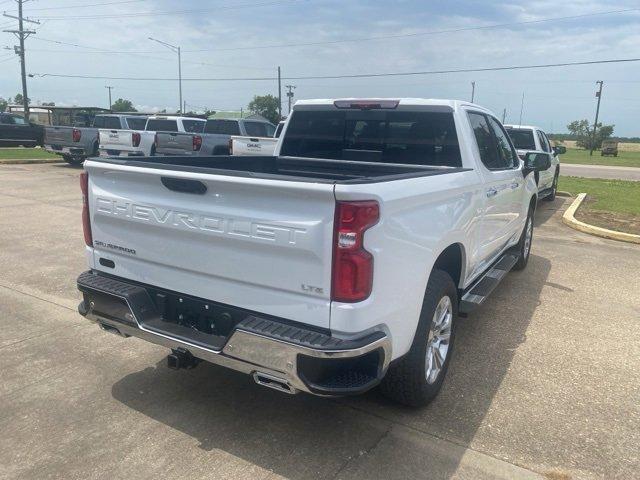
[76,99,551,406]
[504,125,566,201]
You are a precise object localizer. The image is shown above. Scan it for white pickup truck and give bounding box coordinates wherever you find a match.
[230,120,285,156]
[76,98,550,406]
[99,116,205,158]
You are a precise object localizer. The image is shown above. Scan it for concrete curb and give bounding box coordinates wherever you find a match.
[562,193,640,244]
[0,158,64,165]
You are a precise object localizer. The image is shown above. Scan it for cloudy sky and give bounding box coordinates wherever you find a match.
[1,0,639,135]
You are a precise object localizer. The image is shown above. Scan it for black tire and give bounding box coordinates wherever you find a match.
[379,269,457,407]
[63,155,84,166]
[544,170,558,202]
[512,207,534,270]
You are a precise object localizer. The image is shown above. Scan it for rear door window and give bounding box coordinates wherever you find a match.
[146,119,178,132]
[487,117,518,168]
[537,130,551,152]
[182,119,205,133]
[281,110,462,166]
[468,112,502,169]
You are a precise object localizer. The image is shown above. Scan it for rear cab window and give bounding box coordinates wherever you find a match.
[102,116,123,130]
[504,127,536,151]
[281,109,462,166]
[244,121,275,137]
[182,119,205,133]
[204,120,241,135]
[146,119,178,132]
[126,117,147,130]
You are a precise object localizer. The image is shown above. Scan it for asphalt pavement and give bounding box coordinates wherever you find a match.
[560,163,640,181]
[1,163,639,480]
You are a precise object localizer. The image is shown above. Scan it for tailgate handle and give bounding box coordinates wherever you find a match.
[161,177,207,195]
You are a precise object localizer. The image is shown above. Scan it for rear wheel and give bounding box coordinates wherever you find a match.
[513,208,534,270]
[379,269,457,407]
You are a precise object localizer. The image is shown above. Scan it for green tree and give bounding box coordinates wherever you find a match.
[567,119,614,149]
[14,93,30,105]
[248,94,280,124]
[42,101,56,106]
[0,97,7,112]
[111,98,136,112]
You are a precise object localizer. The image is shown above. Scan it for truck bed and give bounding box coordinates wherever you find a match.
[93,155,469,184]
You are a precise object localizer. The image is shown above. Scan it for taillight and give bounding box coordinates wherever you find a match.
[332,201,379,302]
[228,137,233,155]
[80,172,92,247]
[193,135,202,151]
[333,99,399,110]
[72,128,82,142]
[132,132,141,147]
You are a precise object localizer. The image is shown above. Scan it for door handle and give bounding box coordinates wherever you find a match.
[510,182,520,189]
[486,188,498,198]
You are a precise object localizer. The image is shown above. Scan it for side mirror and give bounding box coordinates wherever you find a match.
[553,145,567,155]
[524,152,552,173]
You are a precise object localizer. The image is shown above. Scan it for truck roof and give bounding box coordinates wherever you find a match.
[294,98,490,112]
[504,124,539,131]
[147,115,205,121]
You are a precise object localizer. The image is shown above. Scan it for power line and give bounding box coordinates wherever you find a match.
[28,57,640,82]
[181,8,640,52]
[34,0,299,20]
[27,0,151,11]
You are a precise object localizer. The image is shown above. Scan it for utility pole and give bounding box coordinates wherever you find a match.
[3,0,39,121]
[501,108,506,124]
[148,37,182,113]
[590,81,604,156]
[277,66,282,120]
[470,81,475,103]
[286,84,296,114]
[105,86,114,110]
[518,92,525,126]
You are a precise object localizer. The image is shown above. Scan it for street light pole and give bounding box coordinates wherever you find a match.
[149,36,182,113]
[105,86,113,110]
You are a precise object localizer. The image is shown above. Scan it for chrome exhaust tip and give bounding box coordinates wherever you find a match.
[253,372,297,395]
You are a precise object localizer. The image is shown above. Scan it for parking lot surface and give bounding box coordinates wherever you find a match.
[1,163,639,480]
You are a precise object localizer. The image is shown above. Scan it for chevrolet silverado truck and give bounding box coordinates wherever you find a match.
[45,115,145,166]
[505,124,566,201]
[156,117,275,156]
[75,98,550,406]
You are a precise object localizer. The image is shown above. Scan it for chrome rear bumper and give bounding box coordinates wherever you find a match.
[77,270,391,396]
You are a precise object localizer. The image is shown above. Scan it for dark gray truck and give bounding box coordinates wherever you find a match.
[155,117,275,156]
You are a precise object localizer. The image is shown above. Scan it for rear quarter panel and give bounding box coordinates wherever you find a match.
[333,169,483,359]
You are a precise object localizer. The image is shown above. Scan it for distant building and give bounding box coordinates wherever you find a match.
[7,105,110,126]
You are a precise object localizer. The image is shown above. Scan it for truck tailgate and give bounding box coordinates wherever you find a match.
[156,132,194,155]
[45,126,73,145]
[84,160,336,328]
[99,129,133,149]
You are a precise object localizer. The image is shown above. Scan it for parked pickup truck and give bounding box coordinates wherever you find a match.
[97,115,150,157]
[505,124,566,201]
[76,98,551,406]
[156,117,275,156]
[229,120,284,156]
[0,112,44,147]
[45,114,146,165]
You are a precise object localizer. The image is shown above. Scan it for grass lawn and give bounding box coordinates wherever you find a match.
[0,147,60,161]
[559,148,640,168]
[559,176,640,235]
